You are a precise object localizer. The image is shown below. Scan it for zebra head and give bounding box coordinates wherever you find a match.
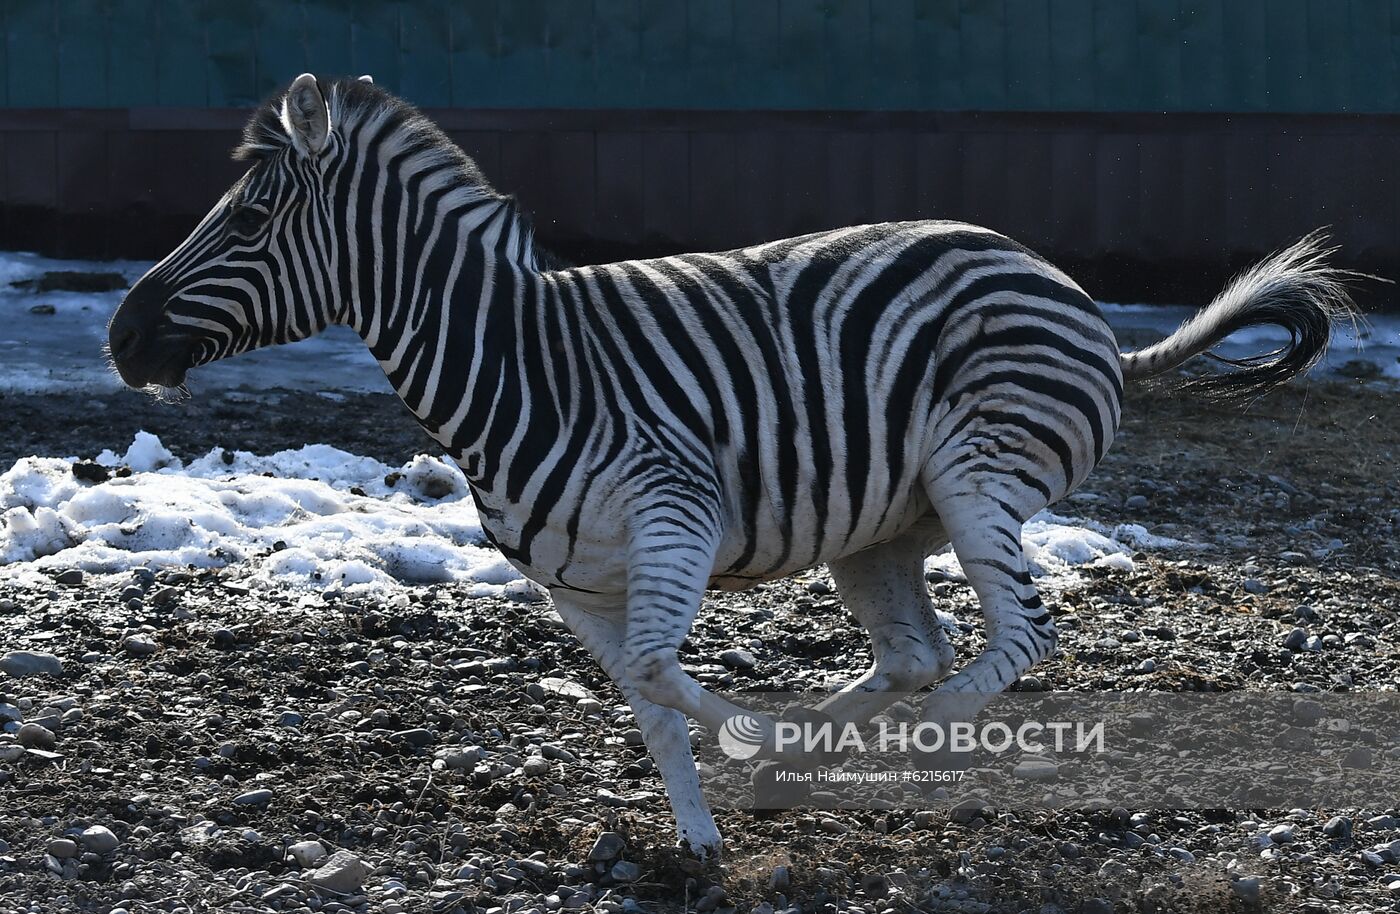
[108,73,373,393]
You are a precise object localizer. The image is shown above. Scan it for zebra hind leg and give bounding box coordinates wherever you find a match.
[919,466,1058,726]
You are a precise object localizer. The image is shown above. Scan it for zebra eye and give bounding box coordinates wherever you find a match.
[227,204,268,238]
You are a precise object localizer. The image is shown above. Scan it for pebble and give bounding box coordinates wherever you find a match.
[541,743,577,763]
[1135,659,1156,673]
[1283,628,1307,651]
[233,789,274,806]
[1342,746,1373,769]
[307,851,369,894]
[53,569,85,586]
[1012,758,1059,781]
[46,838,79,859]
[587,832,625,862]
[0,650,63,679]
[288,840,328,867]
[1268,824,1295,844]
[1125,494,1148,509]
[610,860,641,882]
[1232,876,1262,905]
[1242,579,1268,595]
[17,723,56,749]
[523,755,552,776]
[392,728,435,747]
[79,826,119,855]
[1323,816,1352,839]
[123,635,159,657]
[718,648,757,670]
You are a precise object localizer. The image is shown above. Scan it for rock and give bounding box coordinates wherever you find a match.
[1168,847,1196,863]
[233,789,274,806]
[277,712,304,728]
[307,850,369,894]
[1082,900,1113,914]
[46,838,79,859]
[53,569,85,586]
[541,743,577,763]
[0,650,63,679]
[587,832,626,862]
[1135,659,1156,673]
[1268,824,1295,844]
[1232,876,1262,905]
[123,635,159,657]
[1125,494,1148,509]
[287,840,328,868]
[523,755,552,776]
[718,648,757,670]
[78,826,119,855]
[610,860,641,883]
[392,728,435,748]
[1283,628,1307,651]
[769,864,791,892]
[537,677,598,703]
[1342,746,1373,769]
[1012,758,1059,781]
[1242,579,1268,595]
[17,723,56,749]
[1323,816,1352,839]
[71,460,111,483]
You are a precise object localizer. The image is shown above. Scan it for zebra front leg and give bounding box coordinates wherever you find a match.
[812,531,956,728]
[623,504,785,753]
[551,592,723,859]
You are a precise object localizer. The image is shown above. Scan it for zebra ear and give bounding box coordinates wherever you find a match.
[281,73,330,157]
[357,74,374,84]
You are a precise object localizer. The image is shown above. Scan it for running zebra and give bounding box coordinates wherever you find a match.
[107,75,1357,857]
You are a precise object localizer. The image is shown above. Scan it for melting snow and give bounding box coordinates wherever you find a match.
[0,433,1182,599]
[0,433,529,599]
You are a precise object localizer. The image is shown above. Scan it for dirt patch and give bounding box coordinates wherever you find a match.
[1,378,1398,913]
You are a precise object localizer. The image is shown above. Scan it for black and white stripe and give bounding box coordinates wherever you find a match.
[109,75,1358,856]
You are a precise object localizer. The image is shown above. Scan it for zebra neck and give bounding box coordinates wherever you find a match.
[351,196,558,476]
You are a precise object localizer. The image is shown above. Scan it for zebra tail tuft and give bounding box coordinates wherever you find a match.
[1118,230,1372,400]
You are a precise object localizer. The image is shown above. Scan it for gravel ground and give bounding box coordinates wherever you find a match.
[2,376,1399,914]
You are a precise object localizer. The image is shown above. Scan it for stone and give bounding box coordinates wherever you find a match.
[1232,876,1262,905]
[718,648,757,670]
[0,650,63,679]
[79,826,119,855]
[288,840,328,868]
[307,851,369,894]
[1125,494,1148,509]
[609,860,641,883]
[17,723,56,749]
[1268,824,1295,844]
[1012,758,1059,781]
[1342,746,1373,769]
[1323,816,1352,839]
[46,838,79,859]
[523,755,552,776]
[769,864,790,892]
[392,728,435,748]
[1283,628,1307,651]
[537,677,598,703]
[53,569,84,586]
[233,789,274,806]
[123,635,159,657]
[587,832,625,862]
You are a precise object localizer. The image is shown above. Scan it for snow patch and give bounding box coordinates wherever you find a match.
[0,433,525,598]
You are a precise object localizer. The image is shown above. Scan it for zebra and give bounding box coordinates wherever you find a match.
[107,74,1358,858]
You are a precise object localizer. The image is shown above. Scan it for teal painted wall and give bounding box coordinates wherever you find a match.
[1,0,1398,112]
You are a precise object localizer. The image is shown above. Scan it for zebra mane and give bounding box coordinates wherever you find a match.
[233,77,564,270]
[234,78,496,195]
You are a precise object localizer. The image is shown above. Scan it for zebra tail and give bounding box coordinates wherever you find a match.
[1117,230,1367,400]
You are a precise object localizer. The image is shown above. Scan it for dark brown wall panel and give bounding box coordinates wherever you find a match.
[0,108,1397,305]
